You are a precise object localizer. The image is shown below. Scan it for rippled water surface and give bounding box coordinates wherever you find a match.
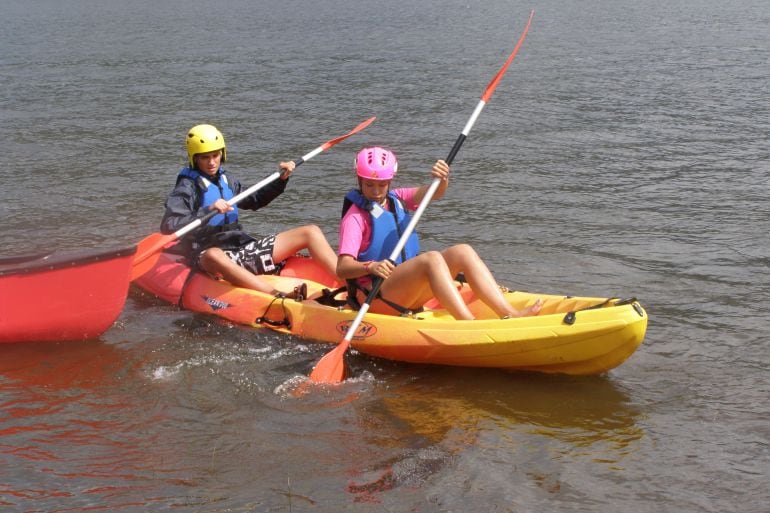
[1,0,768,511]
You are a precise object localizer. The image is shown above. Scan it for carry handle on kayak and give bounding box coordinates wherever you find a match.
[308,10,535,384]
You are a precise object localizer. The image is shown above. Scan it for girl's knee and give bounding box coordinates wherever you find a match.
[452,243,476,255]
[420,250,442,261]
[447,243,480,263]
[419,251,449,270]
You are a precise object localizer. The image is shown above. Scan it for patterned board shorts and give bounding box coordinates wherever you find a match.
[223,234,283,276]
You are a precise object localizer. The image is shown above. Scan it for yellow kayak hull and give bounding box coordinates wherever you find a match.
[135,253,647,376]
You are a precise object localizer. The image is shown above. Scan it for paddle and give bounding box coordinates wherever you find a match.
[130,116,376,281]
[308,11,535,384]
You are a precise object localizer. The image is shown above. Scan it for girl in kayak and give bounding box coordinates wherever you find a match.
[337,146,542,320]
[160,124,338,297]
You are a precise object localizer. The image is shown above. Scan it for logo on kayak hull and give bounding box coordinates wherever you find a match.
[336,320,377,339]
[202,295,231,311]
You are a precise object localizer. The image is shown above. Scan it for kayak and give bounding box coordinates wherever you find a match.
[134,250,647,376]
[0,246,135,343]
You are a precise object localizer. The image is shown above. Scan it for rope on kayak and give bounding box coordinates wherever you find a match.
[255,295,292,330]
[254,284,310,329]
[253,284,305,330]
[562,297,639,325]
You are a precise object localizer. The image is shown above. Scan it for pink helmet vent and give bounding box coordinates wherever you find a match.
[355,147,397,181]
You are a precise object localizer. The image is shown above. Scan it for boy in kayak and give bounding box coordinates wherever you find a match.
[160,124,338,297]
[337,146,542,320]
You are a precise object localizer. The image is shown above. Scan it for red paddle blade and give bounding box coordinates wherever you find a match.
[309,340,350,383]
[481,10,534,102]
[320,116,376,151]
[130,232,175,281]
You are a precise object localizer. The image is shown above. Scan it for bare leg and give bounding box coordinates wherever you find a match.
[198,247,275,294]
[273,225,339,280]
[442,244,540,318]
[376,251,475,320]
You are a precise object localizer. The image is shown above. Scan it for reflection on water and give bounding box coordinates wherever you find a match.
[0,341,194,510]
[338,366,643,503]
[385,371,641,444]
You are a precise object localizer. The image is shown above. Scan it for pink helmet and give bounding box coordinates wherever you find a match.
[355,147,398,181]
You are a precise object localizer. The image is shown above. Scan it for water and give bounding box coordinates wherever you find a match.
[1,0,768,511]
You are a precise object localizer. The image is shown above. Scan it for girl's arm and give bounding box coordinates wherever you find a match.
[336,254,372,280]
[337,254,396,281]
[412,159,450,205]
[337,209,368,279]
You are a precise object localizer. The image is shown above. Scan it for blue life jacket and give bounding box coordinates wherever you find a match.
[343,189,420,264]
[178,167,239,227]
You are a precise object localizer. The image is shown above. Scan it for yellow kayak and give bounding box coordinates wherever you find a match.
[134,252,647,376]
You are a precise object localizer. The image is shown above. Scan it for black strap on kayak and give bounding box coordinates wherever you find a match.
[345,279,422,316]
[562,297,639,325]
[254,284,309,329]
[314,286,349,308]
[336,272,470,315]
[255,295,292,330]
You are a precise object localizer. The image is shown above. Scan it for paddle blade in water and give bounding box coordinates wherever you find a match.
[309,340,349,383]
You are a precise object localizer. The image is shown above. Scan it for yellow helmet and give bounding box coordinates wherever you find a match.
[186,124,226,167]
